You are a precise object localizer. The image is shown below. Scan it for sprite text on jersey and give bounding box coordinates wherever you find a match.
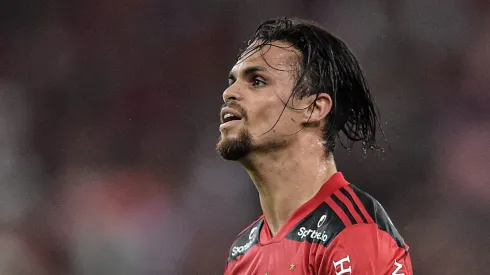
[298,227,329,242]
[231,238,255,256]
[231,227,258,257]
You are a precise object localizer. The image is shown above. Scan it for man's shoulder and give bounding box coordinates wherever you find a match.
[227,216,264,262]
[285,183,406,249]
[346,184,406,249]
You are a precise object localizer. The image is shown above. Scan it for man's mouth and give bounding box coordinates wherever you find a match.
[220,107,243,124]
[222,113,242,123]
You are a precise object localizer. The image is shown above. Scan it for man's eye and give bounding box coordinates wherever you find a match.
[252,78,266,87]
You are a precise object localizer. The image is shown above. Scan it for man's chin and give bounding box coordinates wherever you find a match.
[216,136,252,161]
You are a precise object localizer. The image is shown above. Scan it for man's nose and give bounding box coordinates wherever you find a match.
[222,85,242,103]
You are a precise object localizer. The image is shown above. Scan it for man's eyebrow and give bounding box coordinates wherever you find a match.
[228,66,267,81]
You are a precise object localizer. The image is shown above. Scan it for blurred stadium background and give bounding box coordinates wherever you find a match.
[0,0,489,274]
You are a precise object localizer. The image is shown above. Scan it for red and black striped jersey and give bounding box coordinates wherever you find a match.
[224,172,413,275]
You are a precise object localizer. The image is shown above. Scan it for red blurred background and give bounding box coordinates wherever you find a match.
[0,0,488,274]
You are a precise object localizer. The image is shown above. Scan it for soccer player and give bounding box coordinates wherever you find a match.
[217,18,413,275]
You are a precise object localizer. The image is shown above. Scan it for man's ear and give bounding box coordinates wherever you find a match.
[303,93,332,125]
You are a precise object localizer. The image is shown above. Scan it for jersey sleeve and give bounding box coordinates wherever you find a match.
[315,224,413,275]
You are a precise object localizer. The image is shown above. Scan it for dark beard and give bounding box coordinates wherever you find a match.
[216,130,252,161]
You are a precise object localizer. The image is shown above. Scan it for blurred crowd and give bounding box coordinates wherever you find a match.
[0,0,489,274]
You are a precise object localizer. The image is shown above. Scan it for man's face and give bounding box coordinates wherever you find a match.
[217,41,308,161]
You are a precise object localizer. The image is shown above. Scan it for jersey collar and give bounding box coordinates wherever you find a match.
[260,172,349,244]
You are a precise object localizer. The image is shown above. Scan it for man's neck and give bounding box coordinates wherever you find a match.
[240,138,337,237]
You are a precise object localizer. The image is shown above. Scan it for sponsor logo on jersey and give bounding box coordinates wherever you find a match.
[231,227,258,257]
[318,214,327,227]
[333,255,352,275]
[297,214,328,242]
